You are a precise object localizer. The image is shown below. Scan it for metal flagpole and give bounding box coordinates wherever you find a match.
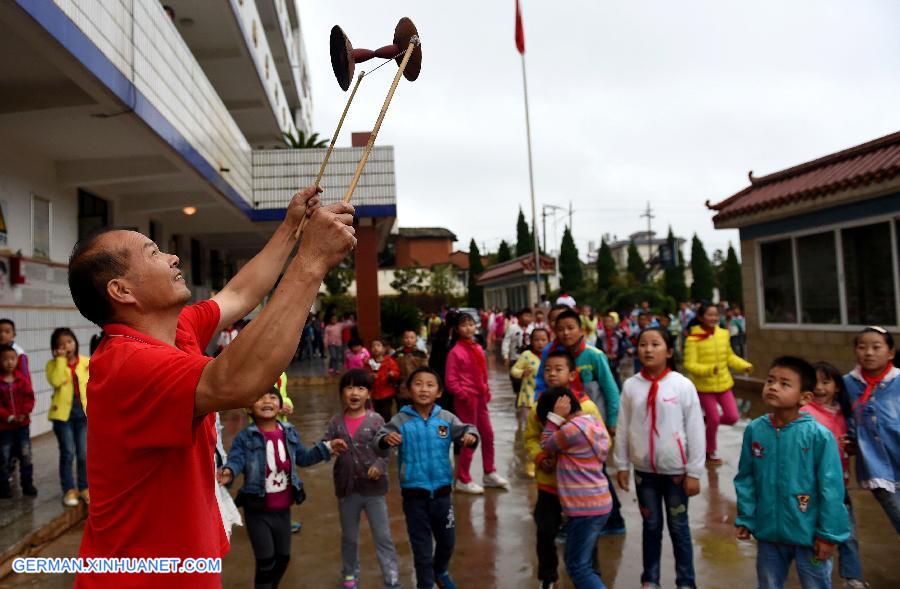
[520,52,542,303]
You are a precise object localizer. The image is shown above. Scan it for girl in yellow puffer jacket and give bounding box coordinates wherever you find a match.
[46,327,89,507]
[683,303,752,465]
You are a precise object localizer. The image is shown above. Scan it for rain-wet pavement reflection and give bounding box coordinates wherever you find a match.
[1,358,897,588]
[214,357,898,588]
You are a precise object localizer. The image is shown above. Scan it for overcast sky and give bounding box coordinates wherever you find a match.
[297,0,900,260]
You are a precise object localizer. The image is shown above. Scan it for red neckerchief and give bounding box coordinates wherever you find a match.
[603,327,615,349]
[689,326,716,340]
[641,367,671,472]
[68,356,82,407]
[459,338,488,387]
[853,364,894,410]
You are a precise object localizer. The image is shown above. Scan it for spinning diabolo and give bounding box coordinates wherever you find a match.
[294,18,422,239]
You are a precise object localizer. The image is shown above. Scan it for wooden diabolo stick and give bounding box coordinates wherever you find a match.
[342,37,418,205]
[294,72,366,240]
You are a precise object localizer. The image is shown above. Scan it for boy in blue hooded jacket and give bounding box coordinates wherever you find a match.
[734,356,850,589]
[375,366,479,589]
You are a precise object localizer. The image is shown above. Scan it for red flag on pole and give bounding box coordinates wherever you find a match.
[515,0,525,54]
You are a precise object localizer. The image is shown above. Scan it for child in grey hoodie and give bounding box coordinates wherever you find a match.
[324,369,401,589]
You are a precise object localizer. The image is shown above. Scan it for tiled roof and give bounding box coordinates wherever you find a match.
[709,130,900,224]
[397,227,457,240]
[476,253,556,284]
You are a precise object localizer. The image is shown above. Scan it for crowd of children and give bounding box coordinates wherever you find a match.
[1,298,897,589]
[204,301,897,589]
[499,300,894,589]
[0,320,91,506]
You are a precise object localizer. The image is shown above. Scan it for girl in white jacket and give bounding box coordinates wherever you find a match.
[615,327,705,589]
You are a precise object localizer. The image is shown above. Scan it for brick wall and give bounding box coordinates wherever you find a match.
[395,238,453,268]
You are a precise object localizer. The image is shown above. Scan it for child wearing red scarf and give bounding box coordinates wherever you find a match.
[843,326,900,534]
[445,314,509,494]
[615,327,705,589]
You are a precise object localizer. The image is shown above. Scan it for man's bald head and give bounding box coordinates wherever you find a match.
[68,229,134,326]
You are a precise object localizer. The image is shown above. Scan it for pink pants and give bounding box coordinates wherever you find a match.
[454,393,495,483]
[698,390,739,455]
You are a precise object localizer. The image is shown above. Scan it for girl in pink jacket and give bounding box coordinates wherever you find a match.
[445,314,509,494]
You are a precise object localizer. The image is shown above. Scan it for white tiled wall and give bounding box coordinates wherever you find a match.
[0,308,97,437]
[54,0,261,203]
[252,146,396,209]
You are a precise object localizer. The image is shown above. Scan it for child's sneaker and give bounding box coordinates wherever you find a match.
[435,571,457,589]
[21,483,37,497]
[79,489,90,505]
[291,521,302,534]
[483,472,510,489]
[340,575,358,588]
[63,489,80,507]
[641,584,661,589]
[539,581,559,589]
[843,580,870,589]
[706,453,723,466]
[454,480,484,494]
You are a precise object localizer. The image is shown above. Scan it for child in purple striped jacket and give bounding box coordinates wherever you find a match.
[538,387,612,589]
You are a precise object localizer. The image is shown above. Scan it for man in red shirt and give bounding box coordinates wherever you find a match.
[67,187,355,588]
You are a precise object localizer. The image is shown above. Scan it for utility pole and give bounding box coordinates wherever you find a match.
[640,201,655,262]
[542,206,548,256]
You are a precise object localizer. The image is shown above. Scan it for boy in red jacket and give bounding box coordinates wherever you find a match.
[0,343,36,497]
[368,339,400,421]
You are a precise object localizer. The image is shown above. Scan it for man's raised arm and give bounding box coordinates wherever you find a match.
[211,187,321,332]
[195,201,356,415]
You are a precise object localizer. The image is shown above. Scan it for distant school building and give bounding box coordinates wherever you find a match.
[709,130,900,373]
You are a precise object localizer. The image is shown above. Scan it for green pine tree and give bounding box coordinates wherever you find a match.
[721,244,743,305]
[664,227,688,302]
[626,241,647,283]
[515,208,533,257]
[596,239,618,292]
[690,234,715,302]
[559,227,583,292]
[468,239,485,308]
[497,240,513,263]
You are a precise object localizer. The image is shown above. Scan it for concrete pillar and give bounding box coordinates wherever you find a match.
[354,218,380,344]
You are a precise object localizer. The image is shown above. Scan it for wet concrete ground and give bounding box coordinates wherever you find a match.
[2,357,898,588]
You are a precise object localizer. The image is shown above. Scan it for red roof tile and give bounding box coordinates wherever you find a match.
[476,254,556,284]
[709,130,900,224]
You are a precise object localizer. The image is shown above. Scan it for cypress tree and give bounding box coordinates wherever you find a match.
[515,208,533,257]
[626,241,647,283]
[596,239,618,292]
[468,239,485,308]
[664,227,688,302]
[497,240,513,263]
[559,227,583,292]
[690,234,715,302]
[722,243,743,305]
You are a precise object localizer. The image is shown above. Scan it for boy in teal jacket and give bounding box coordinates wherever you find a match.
[535,309,620,427]
[735,356,850,589]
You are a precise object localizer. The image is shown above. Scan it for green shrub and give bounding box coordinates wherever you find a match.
[380,296,422,345]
